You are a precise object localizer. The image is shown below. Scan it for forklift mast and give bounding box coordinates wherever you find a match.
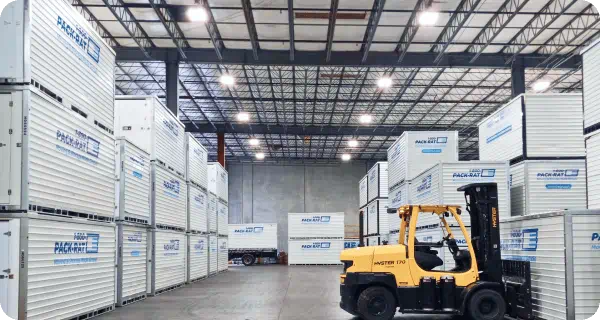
[457,183,503,284]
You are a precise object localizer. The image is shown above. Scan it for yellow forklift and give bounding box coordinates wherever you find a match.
[339,183,532,320]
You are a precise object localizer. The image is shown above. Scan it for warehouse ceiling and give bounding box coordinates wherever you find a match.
[73,0,597,163]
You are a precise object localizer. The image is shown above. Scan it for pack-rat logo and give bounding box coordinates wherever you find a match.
[194,240,205,251]
[301,216,331,224]
[55,232,100,254]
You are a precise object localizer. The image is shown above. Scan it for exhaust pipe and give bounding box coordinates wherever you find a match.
[359,210,365,247]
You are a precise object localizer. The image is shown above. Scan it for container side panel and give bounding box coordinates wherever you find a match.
[479,98,523,161]
[406,132,459,181]
[388,182,410,233]
[410,165,442,228]
[584,47,600,129]
[586,133,600,209]
[367,201,378,235]
[188,235,208,280]
[0,1,25,83]
[153,100,185,176]
[228,224,278,250]
[524,94,585,158]
[114,99,152,154]
[359,176,368,208]
[208,193,218,233]
[288,239,344,265]
[571,214,600,320]
[217,201,228,236]
[26,218,116,320]
[509,162,526,217]
[28,90,115,217]
[0,91,21,205]
[188,185,208,233]
[387,135,407,187]
[288,212,345,239]
[525,161,587,215]
[500,215,567,320]
[186,134,208,189]
[121,225,147,299]
[119,141,151,221]
[153,164,187,229]
[208,235,217,274]
[153,231,186,291]
[30,0,116,130]
[217,237,228,271]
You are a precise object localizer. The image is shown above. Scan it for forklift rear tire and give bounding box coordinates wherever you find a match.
[467,289,506,320]
[357,286,397,320]
[242,254,255,266]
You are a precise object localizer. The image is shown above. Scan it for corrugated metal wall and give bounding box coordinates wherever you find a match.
[228,163,367,252]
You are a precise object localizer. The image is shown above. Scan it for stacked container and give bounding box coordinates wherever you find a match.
[114,95,188,294]
[583,41,600,210]
[500,210,600,320]
[0,1,118,318]
[208,162,228,273]
[287,212,345,265]
[478,93,586,216]
[184,133,210,281]
[364,163,389,246]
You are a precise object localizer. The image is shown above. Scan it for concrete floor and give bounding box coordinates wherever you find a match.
[98,265,457,320]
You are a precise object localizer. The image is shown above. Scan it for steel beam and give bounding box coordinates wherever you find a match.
[511,58,526,97]
[288,0,295,61]
[432,0,482,63]
[241,0,260,60]
[149,0,189,58]
[361,0,386,63]
[396,0,433,63]
[200,0,224,60]
[102,0,154,58]
[325,0,340,63]
[114,47,582,69]
[165,61,179,116]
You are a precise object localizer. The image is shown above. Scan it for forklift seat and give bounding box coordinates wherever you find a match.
[415,250,444,271]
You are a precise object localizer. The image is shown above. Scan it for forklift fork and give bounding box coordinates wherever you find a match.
[502,260,534,320]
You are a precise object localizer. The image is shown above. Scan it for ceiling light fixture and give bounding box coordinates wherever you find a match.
[256,152,265,160]
[341,154,352,161]
[348,140,359,148]
[220,74,235,86]
[249,138,260,146]
[533,80,551,92]
[419,11,439,26]
[237,112,250,122]
[359,114,373,124]
[377,77,393,89]
[187,6,208,22]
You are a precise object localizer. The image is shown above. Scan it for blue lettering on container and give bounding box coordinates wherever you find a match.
[486,125,512,144]
[163,179,180,198]
[133,171,143,179]
[163,120,179,137]
[53,232,100,265]
[56,129,101,165]
[56,15,101,64]
[301,216,331,224]
[302,242,331,250]
[164,240,180,256]
[131,251,140,257]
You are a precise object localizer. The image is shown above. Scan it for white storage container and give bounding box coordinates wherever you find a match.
[0,0,116,132]
[500,210,600,320]
[361,207,368,237]
[115,139,151,225]
[217,200,228,236]
[218,237,228,272]
[115,96,186,178]
[149,229,186,295]
[188,184,208,233]
[366,235,389,247]
[387,131,459,187]
[187,234,208,281]
[0,213,116,320]
[152,163,187,230]
[367,199,388,236]
[479,94,585,162]
[117,223,147,306]
[388,232,399,245]
[359,175,368,208]
[582,39,600,132]
[208,234,218,274]
[228,224,278,250]
[288,212,345,239]
[207,162,228,202]
[288,239,344,265]
[410,161,510,227]
[185,133,208,189]
[0,86,115,219]
[586,132,600,209]
[208,192,218,233]
[510,160,587,216]
[388,182,410,233]
[368,162,388,201]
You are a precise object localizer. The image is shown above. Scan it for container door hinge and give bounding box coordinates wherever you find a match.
[9,101,13,107]
[8,129,12,134]
[2,269,10,273]
[3,231,10,236]
[7,190,11,196]
[0,143,4,147]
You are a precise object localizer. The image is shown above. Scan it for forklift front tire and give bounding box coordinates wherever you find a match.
[356,286,397,320]
[242,254,255,266]
[466,289,506,320]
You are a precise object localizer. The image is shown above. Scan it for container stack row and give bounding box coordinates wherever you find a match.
[583,39,600,210]
[207,162,229,273]
[0,1,119,319]
[288,212,345,265]
[364,162,389,247]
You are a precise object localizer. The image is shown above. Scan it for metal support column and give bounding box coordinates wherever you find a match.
[165,60,180,116]
[218,133,226,167]
[511,58,526,97]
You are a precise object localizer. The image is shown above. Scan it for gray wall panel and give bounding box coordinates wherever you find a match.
[228,163,367,252]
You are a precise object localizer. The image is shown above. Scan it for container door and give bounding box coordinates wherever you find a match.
[0,93,14,205]
[0,221,9,313]
[0,1,25,81]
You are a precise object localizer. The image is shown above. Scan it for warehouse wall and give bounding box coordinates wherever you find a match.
[228,162,368,251]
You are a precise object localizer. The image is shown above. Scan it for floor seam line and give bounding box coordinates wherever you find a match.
[277,273,293,320]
